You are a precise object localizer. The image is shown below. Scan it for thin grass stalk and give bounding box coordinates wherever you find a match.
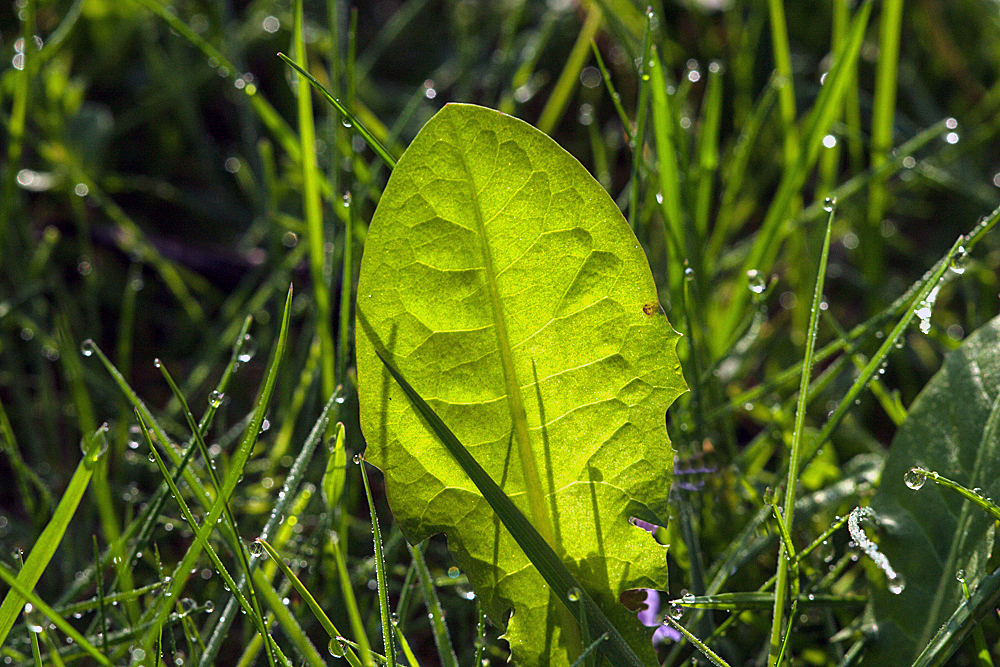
[359,459,397,667]
[865,0,904,286]
[767,206,833,666]
[590,41,633,144]
[255,538,365,667]
[766,0,799,169]
[328,532,375,667]
[406,542,459,667]
[279,54,396,170]
[626,10,654,231]
[663,615,733,667]
[294,0,337,407]
[536,4,603,135]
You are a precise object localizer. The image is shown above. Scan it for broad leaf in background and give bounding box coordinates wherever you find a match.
[866,314,1000,666]
[355,103,685,667]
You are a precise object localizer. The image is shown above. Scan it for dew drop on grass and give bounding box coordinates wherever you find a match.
[667,603,683,620]
[887,573,905,595]
[352,453,363,464]
[949,246,968,274]
[209,390,225,408]
[746,270,766,294]
[249,540,266,558]
[566,587,581,602]
[80,339,95,357]
[203,601,215,613]
[823,197,836,213]
[904,468,925,490]
[956,569,966,584]
[153,358,162,368]
[23,603,43,633]
[681,592,695,603]
[390,612,399,625]
[238,334,256,362]
[328,638,346,658]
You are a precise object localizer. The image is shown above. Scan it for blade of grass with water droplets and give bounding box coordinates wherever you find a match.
[768,206,834,666]
[278,53,396,170]
[139,286,293,651]
[359,459,397,667]
[256,537,364,667]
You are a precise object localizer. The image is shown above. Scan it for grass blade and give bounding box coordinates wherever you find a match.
[374,350,650,667]
[0,423,108,647]
[255,537,365,667]
[406,542,459,667]
[359,458,397,667]
[278,53,396,170]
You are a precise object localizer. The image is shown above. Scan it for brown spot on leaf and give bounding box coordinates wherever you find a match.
[642,302,657,317]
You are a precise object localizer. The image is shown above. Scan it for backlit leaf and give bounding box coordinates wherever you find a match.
[355,103,685,667]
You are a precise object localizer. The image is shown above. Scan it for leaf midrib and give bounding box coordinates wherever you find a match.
[453,122,554,548]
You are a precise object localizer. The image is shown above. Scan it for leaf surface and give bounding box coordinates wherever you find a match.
[355,103,685,667]
[866,314,1000,665]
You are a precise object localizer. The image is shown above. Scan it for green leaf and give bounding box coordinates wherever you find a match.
[355,103,686,667]
[866,314,1000,666]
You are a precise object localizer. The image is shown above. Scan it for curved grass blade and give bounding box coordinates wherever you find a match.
[905,467,1000,523]
[374,351,651,667]
[278,53,396,170]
